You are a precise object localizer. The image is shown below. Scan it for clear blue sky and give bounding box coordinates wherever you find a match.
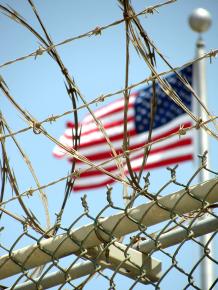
[0,1,218,289]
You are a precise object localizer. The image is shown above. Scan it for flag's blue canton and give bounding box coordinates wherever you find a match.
[134,65,193,133]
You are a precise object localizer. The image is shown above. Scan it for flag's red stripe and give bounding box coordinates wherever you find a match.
[68,116,134,138]
[53,152,65,158]
[67,122,192,161]
[134,154,193,172]
[73,154,193,191]
[78,138,192,177]
[70,136,192,163]
[83,102,134,124]
[64,102,134,134]
[66,102,133,129]
[67,121,75,128]
[70,121,191,149]
[66,128,136,147]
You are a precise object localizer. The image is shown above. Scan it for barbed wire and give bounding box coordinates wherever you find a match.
[0,0,217,289]
[0,0,176,70]
[0,47,217,144]
[0,161,217,289]
[0,116,217,211]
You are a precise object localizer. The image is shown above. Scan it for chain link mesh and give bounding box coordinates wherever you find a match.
[0,1,217,289]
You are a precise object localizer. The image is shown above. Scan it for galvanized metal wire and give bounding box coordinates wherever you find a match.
[0,1,217,289]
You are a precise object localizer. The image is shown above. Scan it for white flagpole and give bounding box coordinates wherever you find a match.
[189,8,214,289]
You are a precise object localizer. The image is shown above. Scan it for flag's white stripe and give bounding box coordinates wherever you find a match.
[71,133,193,169]
[68,121,135,145]
[55,114,192,158]
[83,107,134,127]
[75,141,192,172]
[74,145,193,186]
[77,145,194,187]
[84,114,190,144]
[64,114,191,152]
[65,108,135,137]
[83,96,136,123]
[53,114,192,158]
[79,125,191,157]
[130,145,193,169]
[74,134,192,169]
[54,121,134,155]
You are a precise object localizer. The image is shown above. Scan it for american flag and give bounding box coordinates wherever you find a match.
[53,65,193,191]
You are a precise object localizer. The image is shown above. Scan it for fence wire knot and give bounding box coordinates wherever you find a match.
[35,46,44,59]
[0,1,218,290]
[32,121,42,134]
[92,26,102,36]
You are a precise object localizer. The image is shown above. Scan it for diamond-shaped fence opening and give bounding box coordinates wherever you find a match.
[0,1,218,289]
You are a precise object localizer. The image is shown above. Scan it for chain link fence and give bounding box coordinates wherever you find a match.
[0,1,217,289]
[0,161,218,289]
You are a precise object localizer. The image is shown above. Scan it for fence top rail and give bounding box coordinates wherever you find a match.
[1,177,218,280]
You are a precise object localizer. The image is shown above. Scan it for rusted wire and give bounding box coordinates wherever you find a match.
[0,1,217,289]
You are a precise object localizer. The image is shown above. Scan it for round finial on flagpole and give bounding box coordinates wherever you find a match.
[189,8,212,33]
